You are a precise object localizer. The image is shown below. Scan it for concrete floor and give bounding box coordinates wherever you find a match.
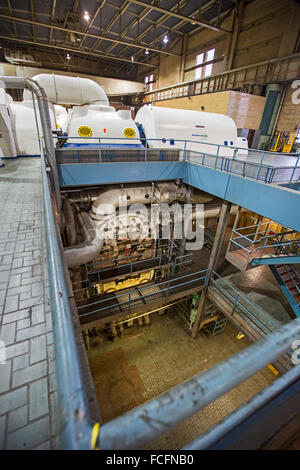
[88,312,276,450]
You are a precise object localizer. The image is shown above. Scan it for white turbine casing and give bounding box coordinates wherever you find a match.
[0,87,17,158]
[10,101,56,156]
[135,105,240,157]
[54,104,68,131]
[23,74,109,106]
[67,105,140,145]
[236,136,249,157]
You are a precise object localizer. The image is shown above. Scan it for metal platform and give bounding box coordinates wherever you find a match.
[77,269,207,329]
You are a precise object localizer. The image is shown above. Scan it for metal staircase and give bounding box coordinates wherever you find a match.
[270,264,300,317]
[226,221,300,271]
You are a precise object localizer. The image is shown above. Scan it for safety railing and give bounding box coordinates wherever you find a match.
[76,269,207,319]
[143,53,300,103]
[51,136,300,184]
[210,272,281,336]
[227,221,300,266]
[40,146,94,449]
[82,239,192,283]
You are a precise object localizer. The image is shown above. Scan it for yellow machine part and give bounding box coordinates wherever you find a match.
[268,364,279,376]
[96,270,154,295]
[269,131,297,153]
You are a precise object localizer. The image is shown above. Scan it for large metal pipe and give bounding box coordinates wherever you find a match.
[99,315,300,450]
[64,182,245,268]
[0,76,62,212]
[62,198,77,246]
[64,212,104,269]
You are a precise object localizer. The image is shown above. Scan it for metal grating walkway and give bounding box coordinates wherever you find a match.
[0,158,60,450]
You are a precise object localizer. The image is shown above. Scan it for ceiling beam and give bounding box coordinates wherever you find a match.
[49,0,57,43]
[0,14,180,56]
[0,34,156,68]
[77,0,106,49]
[165,0,219,36]
[118,0,223,63]
[117,0,191,60]
[127,0,231,33]
[6,0,17,36]
[105,0,188,56]
[133,3,233,65]
[91,1,131,52]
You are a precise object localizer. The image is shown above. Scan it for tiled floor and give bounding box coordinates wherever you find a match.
[88,312,276,450]
[0,158,60,450]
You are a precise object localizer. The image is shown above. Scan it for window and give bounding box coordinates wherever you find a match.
[194,48,215,79]
[144,74,154,91]
[194,53,204,79]
[204,63,213,77]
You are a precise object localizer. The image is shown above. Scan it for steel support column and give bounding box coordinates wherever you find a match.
[191,200,232,338]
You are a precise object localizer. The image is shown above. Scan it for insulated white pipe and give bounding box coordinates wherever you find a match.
[23,74,109,106]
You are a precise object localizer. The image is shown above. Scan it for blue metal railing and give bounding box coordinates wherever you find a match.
[40,146,94,449]
[52,136,300,184]
[210,272,281,335]
[228,221,300,264]
[76,269,207,318]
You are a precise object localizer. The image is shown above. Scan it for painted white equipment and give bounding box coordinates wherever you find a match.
[23,74,140,146]
[9,99,56,156]
[67,105,140,145]
[0,87,17,159]
[54,105,68,131]
[0,72,248,159]
[23,74,109,106]
[235,136,249,157]
[135,104,248,157]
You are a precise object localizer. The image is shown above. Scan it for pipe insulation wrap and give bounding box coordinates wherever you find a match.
[23,74,109,106]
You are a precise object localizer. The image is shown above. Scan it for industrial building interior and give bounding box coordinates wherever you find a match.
[0,0,300,452]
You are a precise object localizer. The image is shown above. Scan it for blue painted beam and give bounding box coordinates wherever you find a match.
[58,161,185,186]
[251,256,300,266]
[184,164,300,232]
[57,161,300,232]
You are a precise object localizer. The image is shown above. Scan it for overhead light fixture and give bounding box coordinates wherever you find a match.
[145,49,149,55]
[66,53,71,60]
[163,35,168,44]
[131,56,134,62]
[83,10,90,21]
[191,17,196,25]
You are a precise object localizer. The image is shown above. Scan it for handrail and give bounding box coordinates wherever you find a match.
[40,146,94,449]
[77,269,207,318]
[183,364,300,450]
[98,314,300,449]
[210,272,280,333]
[52,136,300,184]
